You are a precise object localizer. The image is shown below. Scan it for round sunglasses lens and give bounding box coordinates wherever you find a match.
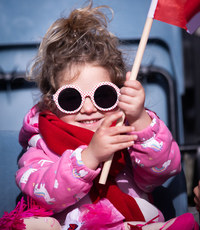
[58,88,81,112]
[94,85,118,109]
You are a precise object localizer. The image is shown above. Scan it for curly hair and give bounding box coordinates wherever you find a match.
[28,1,126,112]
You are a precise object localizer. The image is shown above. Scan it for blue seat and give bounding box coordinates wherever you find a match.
[153,168,188,220]
[0,130,21,217]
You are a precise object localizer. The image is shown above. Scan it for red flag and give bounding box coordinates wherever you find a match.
[148,0,200,34]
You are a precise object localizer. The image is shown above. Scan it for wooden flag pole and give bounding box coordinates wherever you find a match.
[99,17,153,185]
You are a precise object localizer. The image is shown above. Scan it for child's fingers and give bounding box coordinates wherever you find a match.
[120,87,137,98]
[101,116,136,136]
[198,180,200,189]
[108,124,135,136]
[119,94,135,105]
[194,185,200,198]
[111,133,137,144]
[194,185,200,211]
[112,140,135,151]
[123,79,142,90]
[101,111,124,128]
[126,71,131,80]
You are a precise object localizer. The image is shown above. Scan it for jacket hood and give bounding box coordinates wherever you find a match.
[19,105,40,149]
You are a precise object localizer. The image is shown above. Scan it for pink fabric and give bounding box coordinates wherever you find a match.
[79,199,124,230]
[0,197,53,230]
[16,105,181,227]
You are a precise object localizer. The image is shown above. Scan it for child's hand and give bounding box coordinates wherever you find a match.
[82,111,137,170]
[118,72,151,130]
[194,181,200,212]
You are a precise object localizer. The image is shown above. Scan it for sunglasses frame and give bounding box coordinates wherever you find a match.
[53,81,120,114]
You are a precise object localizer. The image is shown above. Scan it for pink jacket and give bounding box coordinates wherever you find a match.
[16,105,181,228]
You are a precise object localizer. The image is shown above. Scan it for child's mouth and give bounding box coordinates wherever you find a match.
[79,119,100,125]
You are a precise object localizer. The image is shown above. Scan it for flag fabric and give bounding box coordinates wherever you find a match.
[148,0,200,34]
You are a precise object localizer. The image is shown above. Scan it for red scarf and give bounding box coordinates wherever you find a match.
[39,111,145,222]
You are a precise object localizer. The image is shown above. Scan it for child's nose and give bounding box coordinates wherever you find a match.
[80,97,97,114]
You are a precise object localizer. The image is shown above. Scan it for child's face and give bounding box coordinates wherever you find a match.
[56,64,119,132]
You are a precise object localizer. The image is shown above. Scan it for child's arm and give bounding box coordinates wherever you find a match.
[118,72,181,192]
[128,110,181,192]
[15,139,100,213]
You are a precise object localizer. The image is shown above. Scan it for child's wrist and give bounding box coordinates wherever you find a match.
[130,109,152,131]
[81,148,100,170]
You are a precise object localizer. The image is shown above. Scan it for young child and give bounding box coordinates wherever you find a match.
[1,1,198,230]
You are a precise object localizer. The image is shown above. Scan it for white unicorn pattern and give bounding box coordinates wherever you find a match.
[34,183,55,204]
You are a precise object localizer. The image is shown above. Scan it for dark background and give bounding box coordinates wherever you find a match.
[182,29,200,205]
[182,29,200,145]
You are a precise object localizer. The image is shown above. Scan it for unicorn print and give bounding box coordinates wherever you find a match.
[151,160,172,173]
[38,159,54,167]
[141,136,163,152]
[19,168,38,187]
[34,183,55,204]
[54,179,59,189]
[70,148,84,165]
[72,169,88,178]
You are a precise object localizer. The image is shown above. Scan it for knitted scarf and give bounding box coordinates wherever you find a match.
[39,111,145,222]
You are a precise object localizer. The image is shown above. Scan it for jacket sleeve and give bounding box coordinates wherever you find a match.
[128,110,181,193]
[15,136,100,213]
